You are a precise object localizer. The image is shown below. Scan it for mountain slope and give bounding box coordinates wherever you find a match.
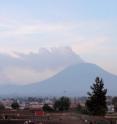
[0,63,117,96]
[23,63,117,96]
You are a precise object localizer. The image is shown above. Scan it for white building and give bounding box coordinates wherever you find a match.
[107,105,114,113]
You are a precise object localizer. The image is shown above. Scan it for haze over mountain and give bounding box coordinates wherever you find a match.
[0,47,83,85]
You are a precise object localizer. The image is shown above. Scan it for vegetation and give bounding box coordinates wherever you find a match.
[43,104,54,112]
[76,104,88,114]
[54,96,70,111]
[0,102,5,110]
[86,77,107,115]
[11,102,20,110]
[77,104,82,112]
[112,97,117,112]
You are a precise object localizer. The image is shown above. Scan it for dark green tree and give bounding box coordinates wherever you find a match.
[76,104,88,114]
[54,96,70,111]
[86,77,107,115]
[11,102,20,110]
[112,97,117,112]
[43,104,54,112]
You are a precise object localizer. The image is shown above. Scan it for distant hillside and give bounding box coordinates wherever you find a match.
[24,63,117,96]
[0,63,117,97]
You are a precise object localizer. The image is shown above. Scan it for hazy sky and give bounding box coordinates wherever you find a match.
[0,0,117,84]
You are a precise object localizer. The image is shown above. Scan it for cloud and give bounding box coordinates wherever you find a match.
[0,20,76,39]
[0,17,116,75]
[72,36,110,54]
[0,17,113,50]
[72,36,117,75]
[3,67,58,85]
[14,47,83,70]
[0,18,110,41]
[0,19,113,57]
[0,47,83,85]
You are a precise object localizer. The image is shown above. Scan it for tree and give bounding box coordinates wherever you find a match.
[77,104,82,112]
[11,102,20,110]
[43,104,54,112]
[77,104,88,114]
[0,103,5,110]
[112,97,117,112]
[86,77,107,115]
[54,96,70,111]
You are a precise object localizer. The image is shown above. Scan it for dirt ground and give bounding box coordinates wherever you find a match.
[0,110,115,124]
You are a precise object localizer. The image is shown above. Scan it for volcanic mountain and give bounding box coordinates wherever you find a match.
[1,63,116,97]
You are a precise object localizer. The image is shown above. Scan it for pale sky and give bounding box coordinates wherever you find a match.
[0,0,117,84]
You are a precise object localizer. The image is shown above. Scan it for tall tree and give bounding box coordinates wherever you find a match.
[86,77,107,115]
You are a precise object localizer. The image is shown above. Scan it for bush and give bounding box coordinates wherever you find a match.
[43,104,54,112]
[76,104,88,114]
[54,96,70,112]
[11,102,20,110]
[0,103,5,110]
